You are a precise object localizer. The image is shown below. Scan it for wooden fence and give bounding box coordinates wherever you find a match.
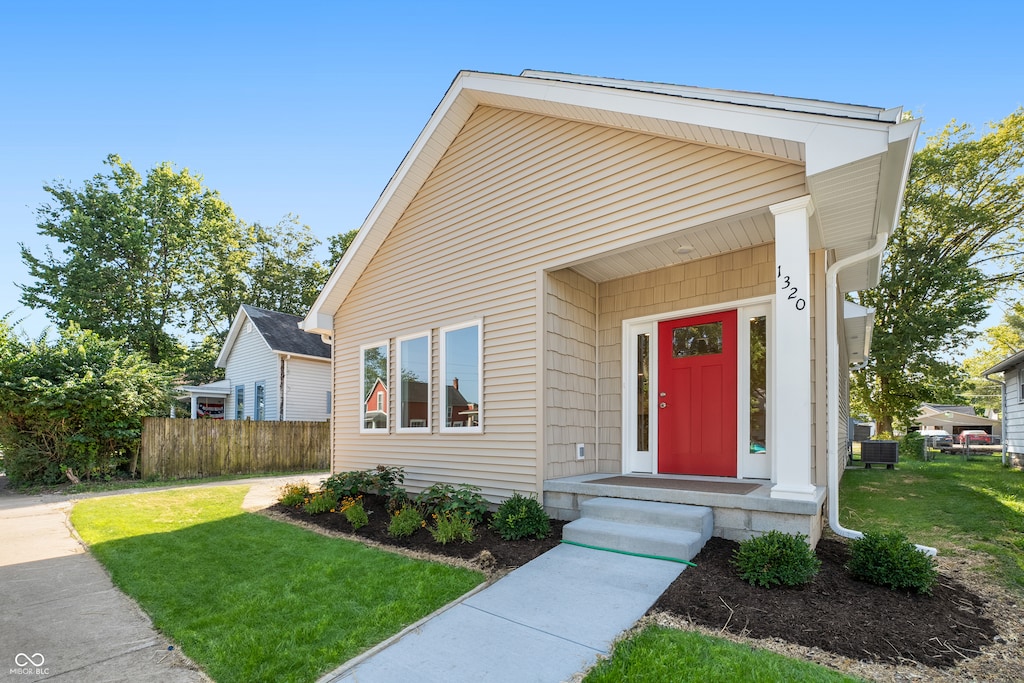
[141,417,329,479]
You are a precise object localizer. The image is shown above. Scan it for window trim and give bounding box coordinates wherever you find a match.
[254,381,266,421]
[234,385,245,420]
[1018,367,1023,404]
[360,340,390,434]
[440,320,483,434]
[396,332,432,434]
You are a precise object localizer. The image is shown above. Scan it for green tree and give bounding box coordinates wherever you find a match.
[20,154,241,364]
[327,229,359,267]
[962,303,1024,414]
[852,109,1024,433]
[0,320,172,486]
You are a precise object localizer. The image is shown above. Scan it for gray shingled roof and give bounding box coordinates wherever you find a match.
[242,304,331,359]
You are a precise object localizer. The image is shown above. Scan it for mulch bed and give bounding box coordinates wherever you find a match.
[272,494,1000,670]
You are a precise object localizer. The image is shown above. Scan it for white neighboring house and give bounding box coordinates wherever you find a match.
[983,350,1024,468]
[179,305,332,421]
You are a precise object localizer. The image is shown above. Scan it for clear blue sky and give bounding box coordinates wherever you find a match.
[3,1,1022,344]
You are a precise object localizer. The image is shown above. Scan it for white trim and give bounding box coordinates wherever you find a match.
[396,331,431,434]
[440,319,483,434]
[272,350,331,364]
[737,303,773,480]
[620,294,774,478]
[359,340,390,434]
[621,321,655,473]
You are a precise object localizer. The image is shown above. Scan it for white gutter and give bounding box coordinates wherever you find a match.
[825,232,938,556]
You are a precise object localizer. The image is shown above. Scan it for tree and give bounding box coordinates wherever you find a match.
[852,109,1024,433]
[962,303,1024,414]
[327,229,359,267]
[20,154,240,364]
[0,320,172,486]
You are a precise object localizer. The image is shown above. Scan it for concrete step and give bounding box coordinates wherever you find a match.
[580,497,713,538]
[562,517,707,563]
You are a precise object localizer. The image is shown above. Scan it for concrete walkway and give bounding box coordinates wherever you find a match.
[322,543,686,683]
[0,473,325,682]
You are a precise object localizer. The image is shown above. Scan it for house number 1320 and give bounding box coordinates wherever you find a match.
[776,266,807,311]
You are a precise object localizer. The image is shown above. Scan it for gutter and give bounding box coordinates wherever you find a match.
[825,232,938,557]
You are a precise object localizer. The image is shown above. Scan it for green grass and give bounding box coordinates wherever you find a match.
[841,452,1024,590]
[584,626,863,682]
[71,486,483,683]
[13,469,327,495]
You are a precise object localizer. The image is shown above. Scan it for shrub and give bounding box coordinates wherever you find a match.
[278,482,310,508]
[321,470,373,500]
[847,530,937,594]
[322,466,408,510]
[416,483,489,525]
[898,431,925,461]
[340,496,369,530]
[430,511,476,545]
[490,492,551,540]
[302,490,335,515]
[732,531,821,588]
[388,505,424,538]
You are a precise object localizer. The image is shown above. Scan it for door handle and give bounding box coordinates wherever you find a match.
[659,402,668,408]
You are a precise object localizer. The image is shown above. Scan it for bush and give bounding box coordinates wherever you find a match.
[321,470,373,500]
[388,505,424,538]
[278,482,310,508]
[430,511,476,544]
[847,530,937,594]
[302,490,335,515]
[732,531,821,588]
[416,483,489,524]
[490,492,551,540]
[322,465,408,510]
[898,432,926,461]
[341,497,369,530]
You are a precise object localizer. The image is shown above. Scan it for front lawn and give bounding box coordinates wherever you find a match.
[71,486,484,683]
[840,452,1024,589]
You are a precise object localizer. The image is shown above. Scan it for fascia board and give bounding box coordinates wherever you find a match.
[984,349,1024,376]
[274,350,331,363]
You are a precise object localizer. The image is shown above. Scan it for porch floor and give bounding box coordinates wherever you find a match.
[543,473,826,545]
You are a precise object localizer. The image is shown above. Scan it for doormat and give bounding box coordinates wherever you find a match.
[593,476,761,495]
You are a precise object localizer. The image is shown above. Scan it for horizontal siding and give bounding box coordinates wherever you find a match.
[285,358,331,422]
[1004,363,1023,457]
[332,106,806,500]
[224,323,279,421]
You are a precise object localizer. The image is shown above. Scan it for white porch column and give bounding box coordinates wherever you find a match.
[190,394,199,420]
[770,196,816,501]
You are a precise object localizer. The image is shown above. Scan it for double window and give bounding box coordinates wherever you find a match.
[360,321,482,434]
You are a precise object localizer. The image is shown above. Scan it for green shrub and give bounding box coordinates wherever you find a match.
[732,531,821,588]
[847,530,937,594]
[898,432,925,461]
[302,490,335,515]
[278,482,310,508]
[430,511,476,545]
[342,498,369,530]
[416,483,489,524]
[490,492,551,540]
[388,505,424,538]
[322,470,373,500]
[322,465,408,510]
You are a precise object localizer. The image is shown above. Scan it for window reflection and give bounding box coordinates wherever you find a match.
[672,323,723,358]
[750,316,767,454]
[637,333,650,451]
[362,343,388,430]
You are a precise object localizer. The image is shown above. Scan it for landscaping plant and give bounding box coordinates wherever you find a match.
[388,505,425,538]
[322,470,374,500]
[490,492,551,540]
[340,496,369,530]
[847,530,938,594]
[732,530,821,588]
[430,511,476,544]
[278,482,310,508]
[416,482,489,524]
[302,489,335,515]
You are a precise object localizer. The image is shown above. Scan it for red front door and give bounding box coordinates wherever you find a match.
[658,311,737,476]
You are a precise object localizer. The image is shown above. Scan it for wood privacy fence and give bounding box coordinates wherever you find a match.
[141,418,330,479]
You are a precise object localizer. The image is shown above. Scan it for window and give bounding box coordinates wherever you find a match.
[672,322,723,357]
[749,315,767,454]
[361,341,389,431]
[441,321,481,432]
[636,332,650,451]
[397,333,430,432]
[255,382,266,421]
[235,385,245,420]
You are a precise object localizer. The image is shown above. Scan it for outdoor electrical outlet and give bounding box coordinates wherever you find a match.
[576,443,585,460]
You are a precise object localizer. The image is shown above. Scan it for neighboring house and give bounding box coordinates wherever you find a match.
[300,70,919,545]
[915,403,1001,440]
[181,305,332,421]
[363,377,389,429]
[983,350,1024,468]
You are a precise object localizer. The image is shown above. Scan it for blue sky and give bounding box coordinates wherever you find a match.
[2,1,1022,345]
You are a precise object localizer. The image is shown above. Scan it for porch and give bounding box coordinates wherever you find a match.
[544,473,826,546]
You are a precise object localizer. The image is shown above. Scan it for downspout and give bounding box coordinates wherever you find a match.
[982,371,1007,467]
[825,232,937,556]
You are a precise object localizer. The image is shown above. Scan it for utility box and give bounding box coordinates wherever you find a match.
[861,440,899,469]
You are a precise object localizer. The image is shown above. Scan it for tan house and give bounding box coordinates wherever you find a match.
[302,70,918,546]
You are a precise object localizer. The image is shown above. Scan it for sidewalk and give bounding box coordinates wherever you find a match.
[0,473,325,682]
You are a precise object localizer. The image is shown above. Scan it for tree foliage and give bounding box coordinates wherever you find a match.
[852,110,1024,432]
[962,303,1024,413]
[0,320,172,486]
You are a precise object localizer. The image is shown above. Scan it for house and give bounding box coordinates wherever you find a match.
[915,403,1001,440]
[181,305,332,421]
[301,70,919,546]
[983,350,1024,468]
